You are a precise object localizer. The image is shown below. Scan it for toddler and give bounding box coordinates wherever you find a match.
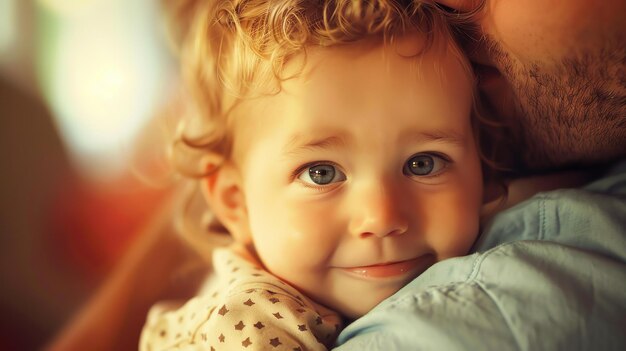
[140,0,490,350]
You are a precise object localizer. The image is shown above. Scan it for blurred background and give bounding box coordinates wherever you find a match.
[0,0,178,349]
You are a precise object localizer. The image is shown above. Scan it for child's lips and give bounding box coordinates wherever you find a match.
[341,255,434,279]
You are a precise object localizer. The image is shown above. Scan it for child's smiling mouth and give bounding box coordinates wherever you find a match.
[338,254,436,279]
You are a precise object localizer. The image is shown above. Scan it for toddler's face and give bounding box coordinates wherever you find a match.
[231,35,482,318]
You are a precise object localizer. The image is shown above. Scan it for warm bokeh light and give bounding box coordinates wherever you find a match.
[37,0,176,180]
[38,0,98,16]
[0,0,16,54]
[0,1,179,349]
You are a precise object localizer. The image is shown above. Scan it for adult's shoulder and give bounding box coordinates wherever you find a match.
[336,239,626,350]
[475,160,626,259]
[334,161,626,351]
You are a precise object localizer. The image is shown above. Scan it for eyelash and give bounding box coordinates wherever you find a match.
[292,161,344,191]
[292,152,452,190]
[403,152,452,180]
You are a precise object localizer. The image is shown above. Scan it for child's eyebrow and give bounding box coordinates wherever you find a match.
[282,133,349,157]
[400,128,466,146]
[282,128,464,157]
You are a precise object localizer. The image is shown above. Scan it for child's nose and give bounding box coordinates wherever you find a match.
[348,181,409,239]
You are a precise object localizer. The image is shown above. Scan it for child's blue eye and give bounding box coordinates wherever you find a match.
[298,164,347,185]
[404,154,448,176]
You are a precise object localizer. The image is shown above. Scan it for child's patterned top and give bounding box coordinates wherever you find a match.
[140,247,343,350]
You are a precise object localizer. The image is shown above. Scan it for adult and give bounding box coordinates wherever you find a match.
[445,0,625,171]
[334,0,626,349]
[47,0,625,350]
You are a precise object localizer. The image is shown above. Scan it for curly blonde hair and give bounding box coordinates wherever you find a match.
[162,0,483,174]
[159,0,510,255]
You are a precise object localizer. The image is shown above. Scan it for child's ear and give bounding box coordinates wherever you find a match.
[202,161,252,245]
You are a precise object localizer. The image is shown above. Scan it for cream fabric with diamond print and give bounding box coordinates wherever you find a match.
[140,248,342,350]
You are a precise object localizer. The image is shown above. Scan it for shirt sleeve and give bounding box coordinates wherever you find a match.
[334,241,626,351]
[335,167,626,351]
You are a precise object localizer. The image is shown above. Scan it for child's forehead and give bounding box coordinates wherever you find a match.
[232,33,470,118]
[294,40,468,102]
[228,31,462,111]
[290,35,469,96]
[301,31,450,71]
[230,38,473,156]
[228,31,472,157]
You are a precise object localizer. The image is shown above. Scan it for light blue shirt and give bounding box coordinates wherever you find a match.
[335,162,626,350]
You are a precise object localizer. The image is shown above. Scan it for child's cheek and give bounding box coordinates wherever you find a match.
[252,195,340,286]
[281,197,341,265]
